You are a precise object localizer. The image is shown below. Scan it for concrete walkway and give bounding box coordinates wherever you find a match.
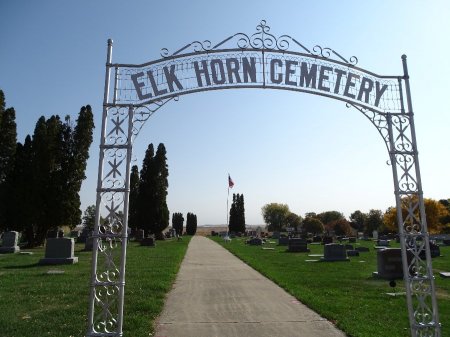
[154,236,347,337]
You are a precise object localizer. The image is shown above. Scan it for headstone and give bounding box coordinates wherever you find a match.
[443,239,450,246]
[0,231,20,253]
[135,229,144,241]
[287,238,310,253]
[372,230,378,240]
[348,237,356,243]
[377,239,390,247]
[419,242,441,259]
[141,237,155,247]
[373,248,411,280]
[246,237,262,246]
[440,272,450,278]
[321,244,349,262]
[39,238,78,265]
[344,244,354,251]
[346,250,360,257]
[278,237,289,246]
[322,236,333,245]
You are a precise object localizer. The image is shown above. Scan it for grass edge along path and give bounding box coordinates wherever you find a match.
[210,236,450,337]
[0,236,192,337]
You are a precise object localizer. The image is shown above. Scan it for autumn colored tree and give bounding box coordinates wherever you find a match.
[383,197,449,234]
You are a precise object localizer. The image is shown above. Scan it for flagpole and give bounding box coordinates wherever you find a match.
[226,174,234,234]
[226,185,230,232]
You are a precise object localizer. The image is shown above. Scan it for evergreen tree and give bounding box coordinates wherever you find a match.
[137,144,155,237]
[128,165,140,229]
[0,90,17,229]
[4,137,33,236]
[228,193,237,232]
[186,212,197,235]
[172,212,184,236]
[229,194,245,233]
[63,106,94,227]
[152,143,169,237]
[237,194,246,232]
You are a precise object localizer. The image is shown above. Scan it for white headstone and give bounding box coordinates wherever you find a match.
[0,231,20,253]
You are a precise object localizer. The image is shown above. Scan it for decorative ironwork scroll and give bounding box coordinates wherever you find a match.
[87,22,440,337]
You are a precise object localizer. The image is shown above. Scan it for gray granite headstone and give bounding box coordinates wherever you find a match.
[278,237,289,246]
[287,238,310,252]
[141,237,155,247]
[0,231,20,253]
[321,243,349,262]
[246,237,262,246]
[373,248,410,280]
[348,237,356,243]
[39,238,78,265]
[377,239,390,247]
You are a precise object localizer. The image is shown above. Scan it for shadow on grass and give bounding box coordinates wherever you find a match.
[3,262,39,269]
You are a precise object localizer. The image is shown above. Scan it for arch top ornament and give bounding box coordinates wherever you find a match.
[160,20,358,66]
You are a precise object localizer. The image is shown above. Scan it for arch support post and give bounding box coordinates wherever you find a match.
[385,55,440,337]
[86,39,134,337]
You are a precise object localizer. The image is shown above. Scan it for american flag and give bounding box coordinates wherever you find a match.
[228,174,234,188]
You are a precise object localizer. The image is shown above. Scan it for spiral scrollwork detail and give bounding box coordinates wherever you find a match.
[160,20,358,65]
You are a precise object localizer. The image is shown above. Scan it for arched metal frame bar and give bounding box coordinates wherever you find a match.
[86,22,441,337]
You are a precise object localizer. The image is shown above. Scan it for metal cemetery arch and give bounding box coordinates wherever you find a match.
[87,21,440,337]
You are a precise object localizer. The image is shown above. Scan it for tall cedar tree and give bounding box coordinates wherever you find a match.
[153,143,169,237]
[0,90,17,229]
[137,143,169,238]
[4,136,34,237]
[137,144,155,237]
[186,212,197,235]
[172,212,184,236]
[228,194,237,232]
[26,107,93,246]
[128,165,140,229]
[229,194,245,233]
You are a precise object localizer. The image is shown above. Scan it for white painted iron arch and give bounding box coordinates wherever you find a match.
[86,21,441,337]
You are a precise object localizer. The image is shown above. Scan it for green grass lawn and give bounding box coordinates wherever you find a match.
[0,237,191,337]
[211,236,450,337]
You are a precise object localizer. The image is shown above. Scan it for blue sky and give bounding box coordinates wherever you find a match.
[1,0,449,225]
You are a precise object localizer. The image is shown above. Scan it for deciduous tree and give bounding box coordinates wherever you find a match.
[261,203,290,232]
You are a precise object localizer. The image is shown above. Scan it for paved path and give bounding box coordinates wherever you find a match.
[154,236,347,337]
